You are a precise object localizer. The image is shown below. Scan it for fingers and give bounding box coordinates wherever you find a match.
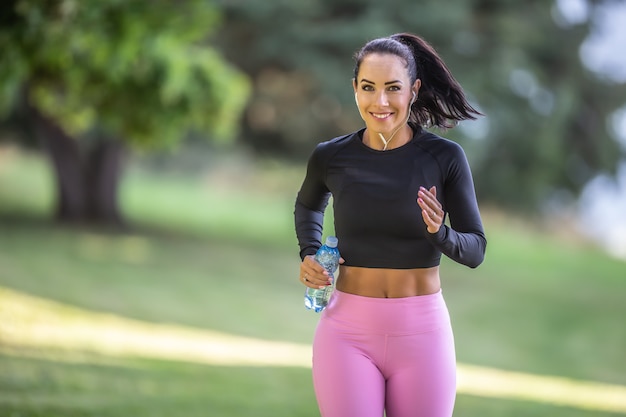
[418,186,441,211]
[299,255,332,288]
[421,210,440,233]
[417,186,443,233]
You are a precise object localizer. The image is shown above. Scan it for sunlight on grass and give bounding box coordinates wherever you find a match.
[0,287,309,367]
[2,287,626,414]
[457,364,626,414]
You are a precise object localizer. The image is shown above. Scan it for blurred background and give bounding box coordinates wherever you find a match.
[0,0,625,416]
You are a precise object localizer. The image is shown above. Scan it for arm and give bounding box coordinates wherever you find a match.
[422,144,486,268]
[294,145,331,260]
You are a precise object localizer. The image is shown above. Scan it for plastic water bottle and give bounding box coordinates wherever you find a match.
[304,236,340,313]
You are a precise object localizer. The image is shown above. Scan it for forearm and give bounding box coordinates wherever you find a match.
[425,225,486,268]
[294,199,326,260]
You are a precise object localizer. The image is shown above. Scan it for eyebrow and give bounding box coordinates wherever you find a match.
[360,78,403,85]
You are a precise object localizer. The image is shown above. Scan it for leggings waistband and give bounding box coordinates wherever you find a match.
[323,289,450,335]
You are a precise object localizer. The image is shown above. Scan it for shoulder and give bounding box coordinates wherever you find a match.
[415,130,466,158]
[310,131,358,160]
[412,129,472,177]
[415,130,466,163]
[316,131,356,151]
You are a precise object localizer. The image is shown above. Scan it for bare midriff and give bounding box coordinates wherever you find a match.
[336,265,441,298]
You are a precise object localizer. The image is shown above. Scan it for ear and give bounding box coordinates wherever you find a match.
[352,78,358,94]
[412,79,422,97]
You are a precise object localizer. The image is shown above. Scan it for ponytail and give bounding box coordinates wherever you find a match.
[354,33,482,129]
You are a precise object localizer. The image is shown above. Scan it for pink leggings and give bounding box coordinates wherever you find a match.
[312,289,456,417]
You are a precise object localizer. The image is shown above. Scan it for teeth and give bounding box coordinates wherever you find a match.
[372,113,391,119]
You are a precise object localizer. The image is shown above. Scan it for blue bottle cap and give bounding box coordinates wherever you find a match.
[325,236,338,248]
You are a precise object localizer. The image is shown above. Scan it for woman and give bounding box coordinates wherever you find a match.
[294,33,486,417]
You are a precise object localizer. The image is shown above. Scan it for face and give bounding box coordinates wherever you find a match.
[353,53,421,134]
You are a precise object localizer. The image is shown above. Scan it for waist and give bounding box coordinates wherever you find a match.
[323,288,449,334]
[336,265,440,298]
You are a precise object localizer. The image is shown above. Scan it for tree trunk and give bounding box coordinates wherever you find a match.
[85,137,126,225]
[29,106,127,227]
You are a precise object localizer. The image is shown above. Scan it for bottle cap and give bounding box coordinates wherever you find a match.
[325,236,338,248]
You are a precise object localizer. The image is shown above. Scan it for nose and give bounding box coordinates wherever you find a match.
[375,90,389,106]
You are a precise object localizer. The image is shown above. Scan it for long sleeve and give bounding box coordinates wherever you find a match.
[294,144,331,260]
[424,142,486,268]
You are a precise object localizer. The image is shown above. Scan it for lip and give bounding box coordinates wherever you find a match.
[369,112,394,120]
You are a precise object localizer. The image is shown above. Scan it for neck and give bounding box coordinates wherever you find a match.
[365,124,411,150]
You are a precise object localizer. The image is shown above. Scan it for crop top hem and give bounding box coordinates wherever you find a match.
[340,259,442,269]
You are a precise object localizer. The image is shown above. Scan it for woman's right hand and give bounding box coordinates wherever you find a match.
[299,255,343,289]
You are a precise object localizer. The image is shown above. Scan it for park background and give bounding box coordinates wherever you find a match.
[0,0,625,416]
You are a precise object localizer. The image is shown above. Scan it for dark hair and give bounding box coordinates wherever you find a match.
[353,33,482,129]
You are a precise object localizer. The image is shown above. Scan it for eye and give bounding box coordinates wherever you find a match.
[361,85,374,91]
[387,85,401,92]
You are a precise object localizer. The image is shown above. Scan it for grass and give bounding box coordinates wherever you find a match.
[0,350,316,417]
[1,145,625,416]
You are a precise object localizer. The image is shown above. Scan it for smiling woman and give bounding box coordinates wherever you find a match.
[353,53,417,151]
[294,33,486,417]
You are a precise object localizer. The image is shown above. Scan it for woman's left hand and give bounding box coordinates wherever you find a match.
[418,186,443,234]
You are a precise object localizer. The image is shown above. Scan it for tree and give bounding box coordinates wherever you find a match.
[215,0,626,212]
[460,0,626,211]
[0,0,250,225]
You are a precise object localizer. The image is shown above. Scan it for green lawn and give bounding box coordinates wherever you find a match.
[1,146,625,416]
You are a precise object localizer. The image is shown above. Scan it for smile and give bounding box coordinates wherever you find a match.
[371,113,393,119]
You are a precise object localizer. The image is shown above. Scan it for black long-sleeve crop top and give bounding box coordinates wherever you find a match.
[294,127,486,269]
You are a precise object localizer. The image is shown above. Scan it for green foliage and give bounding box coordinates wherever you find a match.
[215,0,626,212]
[460,0,625,210]
[0,0,250,147]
